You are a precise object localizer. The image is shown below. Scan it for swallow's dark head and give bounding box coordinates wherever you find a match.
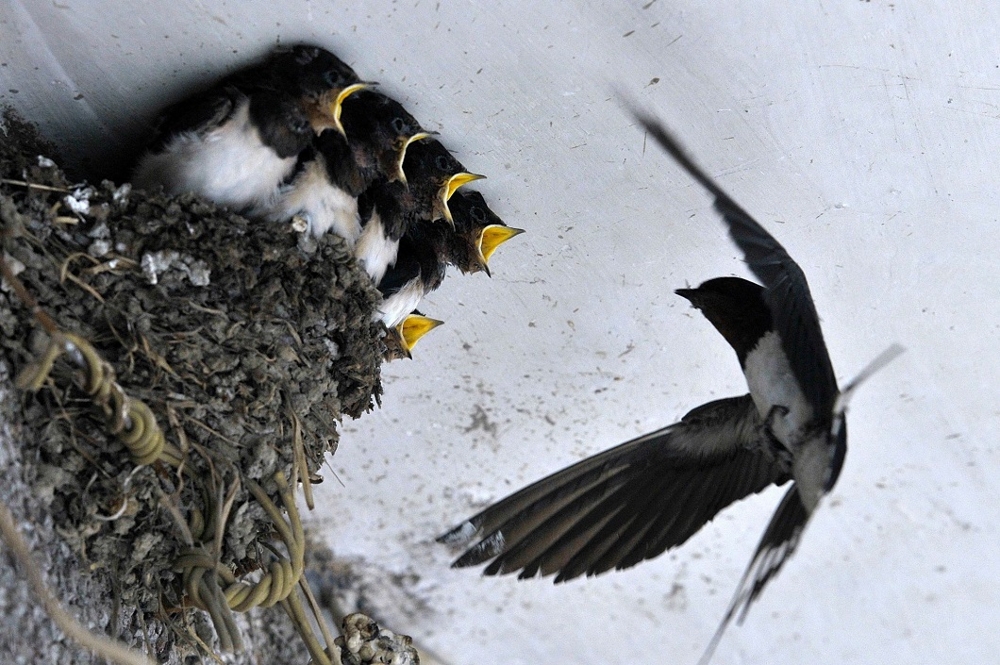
[402,139,485,226]
[273,45,370,137]
[247,91,316,158]
[446,190,524,276]
[675,276,772,366]
[341,90,427,183]
[288,45,361,94]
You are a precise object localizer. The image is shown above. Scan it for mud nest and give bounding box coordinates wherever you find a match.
[0,108,385,660]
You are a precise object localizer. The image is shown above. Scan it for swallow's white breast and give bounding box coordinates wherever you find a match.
[264,158,361,244]
[354,212,398,284]
[743,331,814,450]
[133,99,295,211]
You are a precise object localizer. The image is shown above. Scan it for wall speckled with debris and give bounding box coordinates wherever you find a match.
[3,2,999,664]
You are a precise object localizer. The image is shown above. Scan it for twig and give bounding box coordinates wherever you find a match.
[0,178,71,193]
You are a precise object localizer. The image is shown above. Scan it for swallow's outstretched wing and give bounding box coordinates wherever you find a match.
[630,110,839,416]
[439,395,790,582]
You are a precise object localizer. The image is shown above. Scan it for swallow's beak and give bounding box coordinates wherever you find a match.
[399,314,444,353]
[330,82,372,137]
[477,225,525,275]
[391,131,434,184]
[437,172,486,226]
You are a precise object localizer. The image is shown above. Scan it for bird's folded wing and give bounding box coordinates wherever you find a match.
[438,395,790,582]
[151,88,239,149]
[313,130,367,196]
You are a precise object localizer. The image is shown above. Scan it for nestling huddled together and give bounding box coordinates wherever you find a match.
[133,44,524,360]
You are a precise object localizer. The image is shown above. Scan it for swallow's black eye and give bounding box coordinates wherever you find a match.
[434,155,451,171]
[471,206,486,223]
[323,70,342,87]
[290,117,310,134]
[391,117,407,133]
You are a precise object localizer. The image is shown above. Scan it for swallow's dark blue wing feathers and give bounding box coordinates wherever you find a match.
[439,395,789,582]
[441,423,673,557]
[716,202,838,414]
[313,130,367,196]
[631,110,838,413]
[575,448,787,579]
[496,459,678,580]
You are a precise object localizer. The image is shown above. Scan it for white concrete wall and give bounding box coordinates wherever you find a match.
[3,2,997,663]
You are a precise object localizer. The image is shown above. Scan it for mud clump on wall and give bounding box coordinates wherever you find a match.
[0,108,384,661]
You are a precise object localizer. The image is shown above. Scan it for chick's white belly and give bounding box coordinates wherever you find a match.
[354,213,398,283]
[265,160,361,243]
[376,279,425,328]
[133,102,295,211]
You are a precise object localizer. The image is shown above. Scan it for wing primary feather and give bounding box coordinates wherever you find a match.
[452,464,634,569]
[562,468,684,579]
[608,468,703,573]
[542,470,671,579]
[528,495,633,579]
[485,465,642,577]
[438,427,679,549]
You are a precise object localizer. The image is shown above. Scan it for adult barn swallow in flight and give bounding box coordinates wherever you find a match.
[439,110,901,662]
[132,45,366,212]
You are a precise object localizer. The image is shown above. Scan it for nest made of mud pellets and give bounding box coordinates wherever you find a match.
[0,109,385,659]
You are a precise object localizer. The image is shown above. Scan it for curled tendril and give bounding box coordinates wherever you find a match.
[16,331,166,467]
[174,473,307,653]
